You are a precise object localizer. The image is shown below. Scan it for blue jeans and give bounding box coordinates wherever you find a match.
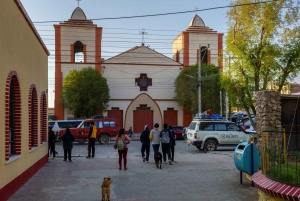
[152,144,160,159]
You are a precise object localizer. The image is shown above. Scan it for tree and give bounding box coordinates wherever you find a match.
[61,67,110,118]
[223,0,300,122]
[174,64,221,115]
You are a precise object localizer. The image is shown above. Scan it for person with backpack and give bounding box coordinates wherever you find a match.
[160,123,174,165]
[86,122,97,159]
[168,126,176,163]
[140,125,150,163]
[149,123,160,158]
[115,128,131,170]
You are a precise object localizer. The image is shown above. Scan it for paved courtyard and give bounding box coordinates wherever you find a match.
[9,137,258,201]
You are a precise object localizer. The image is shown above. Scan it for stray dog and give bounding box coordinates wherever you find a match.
[154,152,162,169]
[101,177,113,201]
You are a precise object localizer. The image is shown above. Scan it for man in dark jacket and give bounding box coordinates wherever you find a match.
[48,126,57,159]
[160,123,174,165]
[140,125,150,162]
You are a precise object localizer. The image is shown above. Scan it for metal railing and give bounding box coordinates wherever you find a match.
[261,129,300,187]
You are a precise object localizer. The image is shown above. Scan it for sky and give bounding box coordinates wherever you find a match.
[19,0,300,107]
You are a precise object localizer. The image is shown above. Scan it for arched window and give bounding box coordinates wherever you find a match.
[5,71,22,160]
[74,41,84,62]
[40,92,47,144]
[28,84,38,150]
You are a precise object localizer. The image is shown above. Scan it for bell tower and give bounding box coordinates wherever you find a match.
[54,7,102,120]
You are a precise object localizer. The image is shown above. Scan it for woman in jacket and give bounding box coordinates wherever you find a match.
[61,128,75,162]
[115,128,131,170]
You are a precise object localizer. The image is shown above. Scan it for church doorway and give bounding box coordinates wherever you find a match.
[133,105,153,133]
[164,109,178,126]
[108,108,123,128]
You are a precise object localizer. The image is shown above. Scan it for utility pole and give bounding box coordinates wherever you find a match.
[198,44,202,114]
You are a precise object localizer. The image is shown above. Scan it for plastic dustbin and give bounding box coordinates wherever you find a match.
[234,142,260,175]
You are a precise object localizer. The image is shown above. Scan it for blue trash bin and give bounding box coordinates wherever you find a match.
[234,142,260,175]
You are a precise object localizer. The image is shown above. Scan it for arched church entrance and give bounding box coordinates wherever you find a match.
[124,93,162,133]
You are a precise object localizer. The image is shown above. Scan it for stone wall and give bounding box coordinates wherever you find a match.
[254,90,282,146]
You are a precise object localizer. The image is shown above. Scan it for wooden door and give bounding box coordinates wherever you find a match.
[108,110,123,128]
[164,110,178,126]
[133,110,153,133]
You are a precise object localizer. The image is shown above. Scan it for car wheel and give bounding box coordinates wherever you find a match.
[77,139,86,144]
[98,134,110,144]
[196,145,202,150]
[204,140,217,152]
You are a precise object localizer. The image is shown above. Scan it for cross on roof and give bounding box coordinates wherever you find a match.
[195,6,198,14]
[76,0,81,7]
[139,28,148,46]
[135,73,152,91]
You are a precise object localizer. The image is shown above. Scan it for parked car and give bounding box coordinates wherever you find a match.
[170,126,184,140]
[186,117,256,152]
[48,119,83,129]
[182,127,188,140]
[242,118,256,133]
[58,117,119,144]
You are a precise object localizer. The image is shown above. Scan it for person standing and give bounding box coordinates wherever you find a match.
[48,126,57,159]
[115,128,131,170]
[129,127,133,138]
[86,122,97,159]
[61,128,75,162]
[149,123,160,158]
[160,123,173,165]
[168,126,176,163]
[140,125,150,162]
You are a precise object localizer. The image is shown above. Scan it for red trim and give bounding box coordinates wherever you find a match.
[95,28,102,74]
[14,0,49,55]
[183,32,189,68]
[28,84,38,149]
[252,171,300,201]
[54,25,64,120]
[40,92,47,143]
[0,154,48,201]
[5,71,22,160]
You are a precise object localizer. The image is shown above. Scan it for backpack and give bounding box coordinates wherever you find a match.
[161,130,170,144]
[117,140,124,150]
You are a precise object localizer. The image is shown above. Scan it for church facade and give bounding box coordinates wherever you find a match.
[53,7,223,130]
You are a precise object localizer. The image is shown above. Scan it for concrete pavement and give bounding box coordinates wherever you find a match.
[9,136,258,201]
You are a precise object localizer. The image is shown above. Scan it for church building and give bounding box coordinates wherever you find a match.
[53,7,223,130]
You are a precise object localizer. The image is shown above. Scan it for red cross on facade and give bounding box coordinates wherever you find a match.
[135,73,152,91]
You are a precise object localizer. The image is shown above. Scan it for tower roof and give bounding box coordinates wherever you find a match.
[70,7,87,20]
[188,14,205,27]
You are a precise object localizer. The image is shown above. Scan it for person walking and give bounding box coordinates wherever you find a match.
[149,123,160,159]
[48,126,57,159]
[115,128,131,170]
[168,126,176,163]
[61,128,75,162]
[86,122,97,159]
[128,127,133,138]
[140,125,150,163]
[160,123,173,165]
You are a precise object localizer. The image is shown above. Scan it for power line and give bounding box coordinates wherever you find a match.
[32,1,279,23]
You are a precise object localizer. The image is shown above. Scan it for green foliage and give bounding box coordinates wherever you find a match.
[224,0,300,115]
[61,67,110,118]
[174,64,220,115]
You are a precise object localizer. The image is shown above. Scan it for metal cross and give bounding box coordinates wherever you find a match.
[139,28,148,46]
[76,0,81,7]
[195,6,198,14]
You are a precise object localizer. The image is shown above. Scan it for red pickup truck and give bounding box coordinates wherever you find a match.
[59,117,119,144]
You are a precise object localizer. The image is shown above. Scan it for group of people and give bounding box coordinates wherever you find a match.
[140,123,176,165]
[48,122,97,162]
[48,122,175,170]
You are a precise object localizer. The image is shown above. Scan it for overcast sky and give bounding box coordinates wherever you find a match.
[19,0,300,107]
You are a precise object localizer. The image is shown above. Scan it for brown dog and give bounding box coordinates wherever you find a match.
[154,152,162,169]
[101,177,113,201]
